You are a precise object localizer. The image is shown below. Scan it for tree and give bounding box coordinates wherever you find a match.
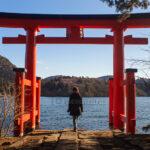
[101,0,150,20]
[0,80,16,137]
[128,49,150,132]
[102,0,149,13]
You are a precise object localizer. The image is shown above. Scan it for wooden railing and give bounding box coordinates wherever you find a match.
[109,68,137,134]
[13,68,41,136]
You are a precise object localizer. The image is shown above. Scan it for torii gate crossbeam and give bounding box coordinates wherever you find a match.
[3,35,148,45]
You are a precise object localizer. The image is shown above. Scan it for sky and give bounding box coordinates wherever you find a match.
[0,0,150,78]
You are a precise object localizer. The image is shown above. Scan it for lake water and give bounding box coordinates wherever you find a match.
[40,97,150,134]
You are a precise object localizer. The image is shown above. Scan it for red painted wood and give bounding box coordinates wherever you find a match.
[109,78,114,125]
[120,114,126,122]
[17,111,38,125]
[125,70,137,134]
[0,18,117,28]
[13,68,26,136]
[19,72,25,137]
[0,16,150,28]
[25,27,37,130]
[36,78,41,125]
[2,35,148,45]
[24,79,31,86]
[113,26,124,130]
[14,72,20,136]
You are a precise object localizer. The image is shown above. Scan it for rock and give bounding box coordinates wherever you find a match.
[43,134,60,142]
[55,131,78,150]
[55,143,78,150]
[24,139,43,148]
[144,136,150,142]
[2,142,11,146]
[1,129,150,149]
[80,139,99,145]
[100,143,114,149]
[7,137,28,149]
[79,131,113,139]
[79,145,100,150]
[59,131,77,141]
[79,139,100,150]
[112,148,124,150]
[0,146,3,150]
[41,134,60,147]
[113,129,125,137]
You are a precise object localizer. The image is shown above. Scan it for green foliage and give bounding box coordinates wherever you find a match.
[101,0,149,13]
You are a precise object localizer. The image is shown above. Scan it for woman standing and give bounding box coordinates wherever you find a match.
[67,86,83,131]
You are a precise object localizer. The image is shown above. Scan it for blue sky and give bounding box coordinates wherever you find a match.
[0,0,150,78]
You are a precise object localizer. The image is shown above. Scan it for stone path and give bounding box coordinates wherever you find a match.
[0,129,150,150]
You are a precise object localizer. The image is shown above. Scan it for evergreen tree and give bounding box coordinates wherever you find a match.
[102,0,149,13]
[101,0,150,20]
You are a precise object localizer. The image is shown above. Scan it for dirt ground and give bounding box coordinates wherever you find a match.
[0,129,150,150]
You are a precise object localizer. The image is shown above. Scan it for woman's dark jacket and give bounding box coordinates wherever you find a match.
[68,92,83,116]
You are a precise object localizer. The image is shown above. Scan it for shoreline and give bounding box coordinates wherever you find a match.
[1,129,150,150]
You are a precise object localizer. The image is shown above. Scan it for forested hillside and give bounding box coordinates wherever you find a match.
[41,75,150,97]
[0,55,150,97]
[0,55,15,94]
[0,55,15,82]
[41,76,109,97]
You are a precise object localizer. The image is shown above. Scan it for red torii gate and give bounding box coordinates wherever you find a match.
[0,12,149,136]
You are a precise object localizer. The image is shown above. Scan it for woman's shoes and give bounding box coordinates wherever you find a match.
[73,128,77,132]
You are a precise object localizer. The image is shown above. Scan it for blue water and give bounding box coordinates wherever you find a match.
[40,97,150,133]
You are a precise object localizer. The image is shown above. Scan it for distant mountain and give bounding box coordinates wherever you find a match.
[0,55,150,97]
[0,55,16,94]
[136,78,150,96]
[41,75,150,97]
[43,75,64,83]
[0,55,15,82]
[41,76,109,97]
[98,75,113,81]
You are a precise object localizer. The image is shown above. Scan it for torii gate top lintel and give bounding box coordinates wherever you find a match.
[0,12,150,28]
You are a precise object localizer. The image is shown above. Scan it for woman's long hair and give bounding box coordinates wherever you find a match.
[73,86,81,96]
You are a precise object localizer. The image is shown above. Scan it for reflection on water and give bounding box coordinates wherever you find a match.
[40,97,150,133]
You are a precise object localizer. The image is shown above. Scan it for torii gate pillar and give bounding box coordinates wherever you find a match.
[113,26,124,129]
[25,27,37,130]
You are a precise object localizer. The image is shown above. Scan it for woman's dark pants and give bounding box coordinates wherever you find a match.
[73,116,78,131]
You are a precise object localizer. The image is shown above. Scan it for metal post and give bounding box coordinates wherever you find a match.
[125,68,137,134]
[113,26,125,129]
